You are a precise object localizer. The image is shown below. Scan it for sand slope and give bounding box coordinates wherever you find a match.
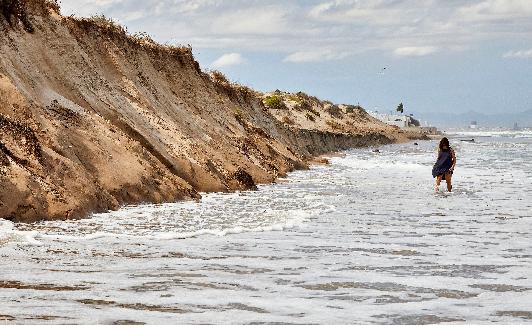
[0,1,423,222]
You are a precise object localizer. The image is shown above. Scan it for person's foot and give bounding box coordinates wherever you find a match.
[435,185,440,192]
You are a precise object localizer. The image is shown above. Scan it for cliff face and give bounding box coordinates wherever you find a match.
[0,1,413,222]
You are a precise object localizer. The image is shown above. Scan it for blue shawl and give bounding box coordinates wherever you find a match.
[432,148,453,178]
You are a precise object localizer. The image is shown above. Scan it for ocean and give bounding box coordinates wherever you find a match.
[1,130,531,324]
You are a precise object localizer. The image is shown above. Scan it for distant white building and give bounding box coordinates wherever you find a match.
[369,111,418,128]
[470,121,478,129]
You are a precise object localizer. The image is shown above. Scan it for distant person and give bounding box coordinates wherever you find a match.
[432,137,456,192]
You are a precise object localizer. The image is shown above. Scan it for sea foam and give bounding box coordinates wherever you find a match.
[0,219,42,246]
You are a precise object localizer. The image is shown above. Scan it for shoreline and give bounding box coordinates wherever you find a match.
[14,137,426,225]
[0,1,428,222]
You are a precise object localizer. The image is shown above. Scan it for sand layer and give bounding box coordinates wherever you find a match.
[0,1,426,222]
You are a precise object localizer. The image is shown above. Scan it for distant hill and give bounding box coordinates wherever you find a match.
[413,109,532,128]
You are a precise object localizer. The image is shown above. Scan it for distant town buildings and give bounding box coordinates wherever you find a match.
[369,111,420,128]
[470,121,478,129]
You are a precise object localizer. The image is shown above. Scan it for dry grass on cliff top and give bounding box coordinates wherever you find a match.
[1,0,194,60]
[208,70,258,101]
[74,14,193,58]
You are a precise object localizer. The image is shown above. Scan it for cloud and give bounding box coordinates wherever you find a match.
[457,0,532,22]
[211,53,245,68]
[503,49,532,59]
[93,0,123,6]
[121,10,145,22]
[60,0,532,59]
[284,49,351,63]
[393,46,438,57]
[210,7,289,35]
[60,0,124,17]
[308,0,407,25]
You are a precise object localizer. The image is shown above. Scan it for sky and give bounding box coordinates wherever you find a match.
[60,0,532,116]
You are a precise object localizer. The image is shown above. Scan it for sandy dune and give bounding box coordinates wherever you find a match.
[0,1,425,222]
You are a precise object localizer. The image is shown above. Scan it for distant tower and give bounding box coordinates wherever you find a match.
[470,121,478,129]
[513,122,519,131]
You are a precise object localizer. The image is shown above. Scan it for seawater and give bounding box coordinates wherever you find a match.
[1,131,531,324]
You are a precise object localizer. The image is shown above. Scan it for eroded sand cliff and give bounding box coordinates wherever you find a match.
[0,1,424,222]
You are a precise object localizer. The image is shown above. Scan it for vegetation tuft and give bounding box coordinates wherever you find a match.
[325,104,343,119]
[209,70,255,100]
[282,115,295,125]
[86,14,127,34]
[210,70,230,85]
[130,31,157,45]
[308,106,320,117]
[292,100,310,112]
[263,95,287,110]
[326,119,343,130]
[233,107,247,125]
[345,105,365,114]
[72,13,193,63]
[287,94,302,103]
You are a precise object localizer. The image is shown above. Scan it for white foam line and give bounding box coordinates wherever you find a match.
[0,220,43,247]
[3,187,328,246]
[36,220,305,242]
[449,130,532,138]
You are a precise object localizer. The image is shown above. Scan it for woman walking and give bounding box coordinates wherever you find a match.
[432,137,456,192]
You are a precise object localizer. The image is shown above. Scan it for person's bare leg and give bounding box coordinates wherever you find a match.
[445,173,452,192]
[435,175,442,191]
